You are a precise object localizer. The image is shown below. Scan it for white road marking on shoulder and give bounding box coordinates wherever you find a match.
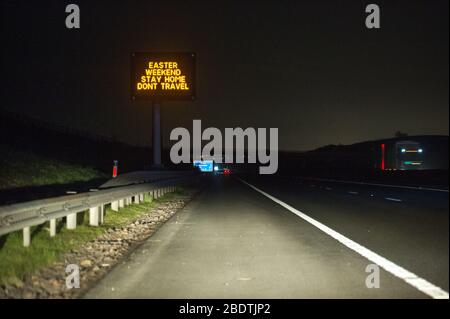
[385,197,402,202]
[295,177,448,192]
[239,179,449,299]
[348,191,359,195]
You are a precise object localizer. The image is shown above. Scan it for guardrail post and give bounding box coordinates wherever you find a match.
[111,201,119,211]
[67,213,77,229]
[89,207,99,226]
[50,218,56,237]
[100,205,104,224]
[119,199,124,208]
[23,227,30,247]
[134,195,140,204]
[139,193,144,202]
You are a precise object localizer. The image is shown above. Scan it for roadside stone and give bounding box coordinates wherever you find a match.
[80,259,92,268]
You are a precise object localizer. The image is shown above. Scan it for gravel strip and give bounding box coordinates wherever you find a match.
[0,189,199,299]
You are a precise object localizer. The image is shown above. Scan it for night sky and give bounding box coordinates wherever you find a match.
[1,0,448,151]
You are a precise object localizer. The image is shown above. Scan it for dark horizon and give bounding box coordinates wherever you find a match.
[1,0,448,151]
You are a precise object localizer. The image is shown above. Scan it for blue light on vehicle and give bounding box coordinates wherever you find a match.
[193,160,202,167]
[194,160,214,172]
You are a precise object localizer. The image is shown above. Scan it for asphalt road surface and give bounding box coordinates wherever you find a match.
[85,175,449,298]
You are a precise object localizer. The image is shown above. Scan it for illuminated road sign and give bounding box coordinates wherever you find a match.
[131,52,196,101]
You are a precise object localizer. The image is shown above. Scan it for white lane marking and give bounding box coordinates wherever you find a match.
[297,177,449,193]
[348,191,359,195]
[325,187,333,191]
[385,197,403,202]
[239,179,449,299]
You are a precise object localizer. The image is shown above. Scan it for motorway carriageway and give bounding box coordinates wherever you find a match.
[85,175,449,299]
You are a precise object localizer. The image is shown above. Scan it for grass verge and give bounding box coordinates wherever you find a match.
[0,148,108,190]
[0,188,183,286]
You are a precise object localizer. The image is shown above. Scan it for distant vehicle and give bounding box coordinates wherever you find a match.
[395,141,424,170]
[213,164,232,175]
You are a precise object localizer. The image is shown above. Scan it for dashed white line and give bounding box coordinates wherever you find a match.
[239,178,449,299]
[297,177,449,193]
[348,191,359,195]
[385,197,403,202]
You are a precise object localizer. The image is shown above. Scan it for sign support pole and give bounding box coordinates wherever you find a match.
[152,101,162,167]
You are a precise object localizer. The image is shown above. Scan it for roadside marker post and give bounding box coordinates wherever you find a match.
[112,160,118,178]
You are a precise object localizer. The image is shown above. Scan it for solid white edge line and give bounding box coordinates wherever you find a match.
[239,178,449,299]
